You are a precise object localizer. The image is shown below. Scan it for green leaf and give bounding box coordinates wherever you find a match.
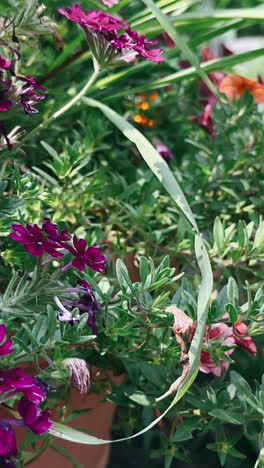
[209,409,245,425]
[173,416,202,442]
[213,217,225,254]
[139,256,149,285]
[227,277,239,306]
[225,303,237,323]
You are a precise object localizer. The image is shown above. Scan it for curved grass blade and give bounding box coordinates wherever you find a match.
[141,0,218,97]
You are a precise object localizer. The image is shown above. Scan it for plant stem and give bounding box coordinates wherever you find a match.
[1,66,100,158]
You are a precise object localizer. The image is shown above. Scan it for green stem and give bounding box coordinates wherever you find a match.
[1,66,100,158]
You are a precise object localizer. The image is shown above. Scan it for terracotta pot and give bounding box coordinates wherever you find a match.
[2,363,123,468]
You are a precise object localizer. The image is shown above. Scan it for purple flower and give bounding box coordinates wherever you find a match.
[58,5,164,65]
[0,325,13,357]
[18,397,53,435]
[155,142,173,162]
[64,236,105,272]
[0,66,46,149]
[0,369,46,404]
[0,423,17,467]
[0,56,11,71]
[76,279,102,334]
[58,6,127,32]
[42,218,71,242]
[10,220,68,258]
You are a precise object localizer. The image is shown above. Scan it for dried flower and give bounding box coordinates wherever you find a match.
[59,5,164,67]
[62,358,90,394]
[156,306,193,402]
[0,325,13,357]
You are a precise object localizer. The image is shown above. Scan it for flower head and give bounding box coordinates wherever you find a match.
[59,5,164,67]
[200,323,236,377]
[219,74,264,104]
[64,236,105,272]
[0,63,46,148]
[18,397,53,435]
[62,358,90,394]
[10,219,69,258]
[0,369,47,403]
[0,325,13,357]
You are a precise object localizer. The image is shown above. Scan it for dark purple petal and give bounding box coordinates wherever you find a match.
[0,324,6,343]
[0,100,12,111]
[0,56,11,70]
[18,397,53,435]
[73,236,87,253]
[0,423,17,458]
[24,243,45,256]
[72,258,85,271]
[0,340,14,357]
[17,75,46,92]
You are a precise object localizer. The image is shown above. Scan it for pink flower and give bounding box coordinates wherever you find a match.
[233,321,257,356]
[59,6,126,32]
[0,325,13,357]
[200,323,236,377]
[64,236,105,272]
[58,5,164,65]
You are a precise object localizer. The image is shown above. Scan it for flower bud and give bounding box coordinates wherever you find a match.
[62,358,90,394]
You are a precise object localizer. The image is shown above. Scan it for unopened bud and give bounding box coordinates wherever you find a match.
[62,358,90,394]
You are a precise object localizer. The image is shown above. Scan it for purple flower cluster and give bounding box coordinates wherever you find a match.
[0,328,53,466]
[58,279,102,334]
[58,4,164,65]
[0,57,46,149]
[10,218,105,273]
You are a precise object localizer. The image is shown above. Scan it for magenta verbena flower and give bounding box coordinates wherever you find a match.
[10,219,69,258]
[64,236,105,272]
[18,397,53,435]
[0,422,17,467]
[59,4,164,66]
[0,325,13,357]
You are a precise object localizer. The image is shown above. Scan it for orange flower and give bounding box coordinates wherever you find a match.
[219,74,264,103]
